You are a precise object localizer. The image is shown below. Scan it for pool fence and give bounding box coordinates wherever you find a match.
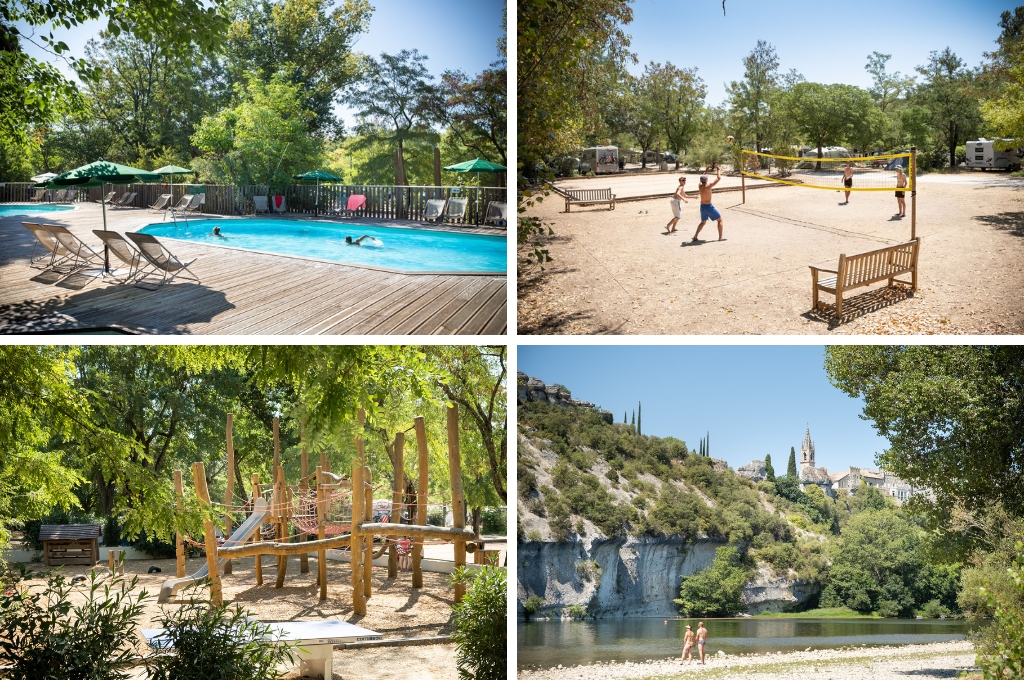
[0,182,506,225]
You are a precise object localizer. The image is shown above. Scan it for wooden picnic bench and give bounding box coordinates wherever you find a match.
[809,238,920,319]
[564,188,616,212]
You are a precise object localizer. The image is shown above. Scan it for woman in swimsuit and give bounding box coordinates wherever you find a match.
[680,625,695,663]
[842,162,854,204]
[894,167,908,218]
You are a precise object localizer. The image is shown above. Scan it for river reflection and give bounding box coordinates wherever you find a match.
[517,618,978,669]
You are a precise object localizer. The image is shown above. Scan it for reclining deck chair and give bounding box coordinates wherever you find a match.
[253,196,269,214]
[184,193,205,214]
[149,194,173,211]
[110,192,137,209]
[484,201,507,226]
[339,194,366,217]
[22,222,72,270]
[98,191,117,204]
[272,195,287,213]
[92,230,151,283]
[29,189,46,203]
[443,197,468,224]
[52,189,68,203]
[126,232,200,289]
[423,198,447,222]
[43,224,105,281]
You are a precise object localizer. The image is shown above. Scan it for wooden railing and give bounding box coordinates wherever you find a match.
[0,181,506,224]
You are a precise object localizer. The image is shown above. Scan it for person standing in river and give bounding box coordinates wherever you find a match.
[680,624,696,663]
[696,621,708,664]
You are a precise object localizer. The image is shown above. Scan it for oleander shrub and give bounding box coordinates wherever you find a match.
[451,565,506,680]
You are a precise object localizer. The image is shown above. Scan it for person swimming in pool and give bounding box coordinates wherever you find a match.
[212,226,224,237]
[345,235,371,245]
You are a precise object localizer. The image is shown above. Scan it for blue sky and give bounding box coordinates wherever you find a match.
[16,0,505,129]
[624,0,1016,107]
[518,345,890,474]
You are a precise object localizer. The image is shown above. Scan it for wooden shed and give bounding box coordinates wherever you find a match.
[40,524,102,566]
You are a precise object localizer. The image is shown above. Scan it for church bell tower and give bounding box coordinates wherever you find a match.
[800,428,815,473]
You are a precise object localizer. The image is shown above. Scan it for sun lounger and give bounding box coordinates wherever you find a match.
[337,194,365,217]
[484,201,507,226]
[443,197,468,223]
[184,193,205,214]
[99,191,117,204]
[168,194,200,218]
[110,192,137,209]
[253,195,269,214]
[43,224,105,281]
[149,194,172,211]
[22,222,72,270]
[170,194,193,211]
[29,189,46,203]
[92,230,152,282]
[272,195,287,213]
[125,232,200,289]
[52,189,67,203]
[423,199,446,222]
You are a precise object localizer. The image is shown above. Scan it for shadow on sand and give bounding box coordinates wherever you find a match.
[802,283,915,329]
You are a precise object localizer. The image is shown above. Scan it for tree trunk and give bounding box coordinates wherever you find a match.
[472,507,482,539]
[816,141,824,172]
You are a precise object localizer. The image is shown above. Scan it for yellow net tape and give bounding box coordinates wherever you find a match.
[741,150,915,192]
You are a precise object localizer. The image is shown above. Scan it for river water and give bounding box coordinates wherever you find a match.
[517,618,977,669]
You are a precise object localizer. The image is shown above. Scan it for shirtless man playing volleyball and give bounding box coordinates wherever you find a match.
[692,166,724,242]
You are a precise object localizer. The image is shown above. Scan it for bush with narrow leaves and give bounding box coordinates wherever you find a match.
[451,565,506,680]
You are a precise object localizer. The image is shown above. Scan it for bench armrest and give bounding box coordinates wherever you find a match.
[808,264,838,273]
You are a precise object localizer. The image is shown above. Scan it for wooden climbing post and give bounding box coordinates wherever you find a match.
[174,469,185,578]
[363,465,372,600]
[192,462,222,604]
[316,466,327,600]
[275,465,289,588]
[299,417,309,574]
[448,405,467,602]
[224,413,234,575]
[272,416,280,470]
[413,416,427,588]
[252,473,262,585]
[388,432,404,579]
[351,408,366,615]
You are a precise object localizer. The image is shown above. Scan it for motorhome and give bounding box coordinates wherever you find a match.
[965,139,1024,170]
[580,146,619,174]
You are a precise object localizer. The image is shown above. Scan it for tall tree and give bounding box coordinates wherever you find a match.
[637,402,641,436]
[648,62,706,167]
[788,82,873,168]
[726,40,780,152]
[915,48,981,168]
[624,67,662,168]
[787,446,798,478]
[865,52,916,113]
[764,453,775,482]
[982,7,1024,147]
[345,49,438,184]
[437,64,507,165]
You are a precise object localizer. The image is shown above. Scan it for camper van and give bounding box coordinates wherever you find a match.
[965,139,1024,170]
[580,146,619,174]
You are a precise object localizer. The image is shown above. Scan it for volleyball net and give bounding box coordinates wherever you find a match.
[740,150,915,192]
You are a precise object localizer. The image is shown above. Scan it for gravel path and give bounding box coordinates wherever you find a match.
[517,641,978,680]
[518,173,1024,335]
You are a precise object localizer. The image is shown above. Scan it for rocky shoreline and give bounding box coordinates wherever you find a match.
[517,640,978,680]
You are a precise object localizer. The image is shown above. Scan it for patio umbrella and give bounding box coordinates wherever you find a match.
[152,164,193,206]
[46,159,162,273]
[293,169,342,216]
[31,172,58,183]
[442,158,507,224]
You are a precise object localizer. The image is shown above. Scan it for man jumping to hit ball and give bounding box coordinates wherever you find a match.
[692,165,724,242]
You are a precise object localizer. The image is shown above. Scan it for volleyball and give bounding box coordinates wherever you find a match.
[727,135,735,144]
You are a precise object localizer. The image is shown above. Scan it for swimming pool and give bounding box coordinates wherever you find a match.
[138,218,506,273]
[0,204,74,217]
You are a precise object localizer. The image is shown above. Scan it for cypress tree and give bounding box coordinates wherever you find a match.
[765,454,775,481]
[631,411,635,427]
[787,446,798,478]
[706,431,709,458]
[637,402,642,436]
[624,411,627,423]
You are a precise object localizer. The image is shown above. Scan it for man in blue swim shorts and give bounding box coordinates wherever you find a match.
[692,166,724,241]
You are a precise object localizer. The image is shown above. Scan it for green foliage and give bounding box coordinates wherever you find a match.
[523,594,545,619]
[764,454,775,482]
[145,581,295,680]
[675,546,747,617]
[914,48,982,168]
[564,604,588,620]
[450,565,506,680]
[787,82,874,160]
[976,541,1024,679]
[0,565,148,679]
[786,447,797,478]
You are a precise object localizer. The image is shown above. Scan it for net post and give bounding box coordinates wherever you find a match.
[741,150,746,204]
[910,147,917,240]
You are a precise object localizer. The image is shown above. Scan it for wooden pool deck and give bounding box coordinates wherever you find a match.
[0,204,507,335]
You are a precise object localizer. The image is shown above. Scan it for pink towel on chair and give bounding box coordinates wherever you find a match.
[273,195,285,210]
[347,194,366,211]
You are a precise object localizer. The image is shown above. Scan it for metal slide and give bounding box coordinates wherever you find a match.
[158,497,269,603]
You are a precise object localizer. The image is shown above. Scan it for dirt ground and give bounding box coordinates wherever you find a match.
[518,172,1024,334]
[15,555,461,679]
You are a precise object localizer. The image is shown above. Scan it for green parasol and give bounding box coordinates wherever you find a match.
[46,159,163,272]
[442,158,507,224]
[293,169,342,216]
[152,164,194,207]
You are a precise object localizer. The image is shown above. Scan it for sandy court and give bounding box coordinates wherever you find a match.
[14,555,461,679]
[519,173,1024,334]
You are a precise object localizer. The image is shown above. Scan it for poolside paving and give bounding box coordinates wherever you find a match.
[0,203,507,335]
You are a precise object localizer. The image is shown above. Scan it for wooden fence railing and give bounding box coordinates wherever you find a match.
[0,181,506,224]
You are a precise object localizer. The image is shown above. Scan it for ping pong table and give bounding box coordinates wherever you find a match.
[142,619,382,679]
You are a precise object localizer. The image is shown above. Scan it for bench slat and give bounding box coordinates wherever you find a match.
[811,238,920,320]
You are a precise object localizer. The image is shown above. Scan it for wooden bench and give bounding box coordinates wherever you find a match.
[564,188,615,212]
[810,238,920,319]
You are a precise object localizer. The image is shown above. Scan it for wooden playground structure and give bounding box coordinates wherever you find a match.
[161,405,477,614]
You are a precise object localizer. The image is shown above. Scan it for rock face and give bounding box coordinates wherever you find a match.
[517,534,725,619]
[737,459,767,482]
[518,372,613,423]
[741,565,820,614]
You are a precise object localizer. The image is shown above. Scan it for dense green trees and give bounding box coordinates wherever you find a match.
[675,547,747,617]
[914,48,982,169]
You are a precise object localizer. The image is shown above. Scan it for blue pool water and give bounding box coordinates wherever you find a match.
[138,218,506,273]
[0,204,74,217]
